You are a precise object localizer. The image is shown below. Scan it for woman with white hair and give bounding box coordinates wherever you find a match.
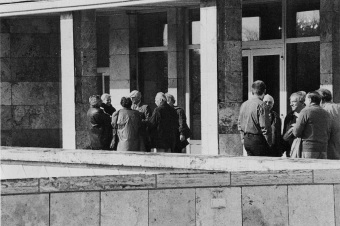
[263,94,283,157]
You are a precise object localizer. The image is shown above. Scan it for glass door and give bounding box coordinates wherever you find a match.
[242,48,286,117]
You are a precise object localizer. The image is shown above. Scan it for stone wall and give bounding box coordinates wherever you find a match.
[2,170,339,225]
[0,17,61,148]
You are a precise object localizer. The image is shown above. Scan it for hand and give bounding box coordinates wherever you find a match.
[180,135,185,141]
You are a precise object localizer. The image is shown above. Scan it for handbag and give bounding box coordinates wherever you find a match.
[110,110,120,150]
[290,137,302,158]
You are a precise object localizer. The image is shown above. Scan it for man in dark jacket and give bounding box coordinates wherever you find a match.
[87,95,112,150]
[148,92,178,153]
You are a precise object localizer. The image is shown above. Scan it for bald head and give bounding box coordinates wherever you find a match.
[263,94,274,111]
[155,92,167,106]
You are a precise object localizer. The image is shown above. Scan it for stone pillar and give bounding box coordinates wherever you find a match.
[60,12,76,149]
[320,0,340,102]
[200,0,219,155]
[73,10,100,149]
[200,0,243,155]
[216,0,243,156]
[167,8,186,108]
[109,12,137,110]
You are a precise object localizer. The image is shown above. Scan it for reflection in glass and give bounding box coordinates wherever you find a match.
[138,52,168,110]
[189,49,201,140]
[189,9,200,45]
[286,42,320,102]
[287,0,320,38]
[242,0,282,41]
[242,17,260,41]
[137,12,168,47]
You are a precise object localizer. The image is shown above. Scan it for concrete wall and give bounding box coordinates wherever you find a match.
[2,170,340,226]
[0,17,61,148]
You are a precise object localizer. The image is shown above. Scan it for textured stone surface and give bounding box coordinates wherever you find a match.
[218,41,242,72]
[0,19,10,33]
[320,73,333,85]
[9,18,59,34]
[11,129,61,148]
[1,82,11,105]
[196,187,242,226]
[75,76,102,104]
[10,34,59,58]
[335,184,340,226]
[110,55,130,79]
[320,12,333,43]
[50,192,100,226]
[231,170,313,186]
[101,190,148,226]
[76,130,91,149]
[11,57,60,82]
[157,172,230,188]
[218,102,241,134]
[0,130,12,146]
[110,13,129,29]
[75,103,90,131]
[0,33,10,57]
[109,29,129,55]
[13,105,60,129]
[218,9,242,41]
[219,134,243,156]
[1,106,12,130]
[12,82,59,105]
[288,185,335,226]
[314,169,340,183]
[1,57,11,81]
[40,175,156,192]
[1,178,39,194]
[149,189,195,226]
[242,186,288,226]
[1,194,49,225]
[110,79,130,89]
[320,42,333,74]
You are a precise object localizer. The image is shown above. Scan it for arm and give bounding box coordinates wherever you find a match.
[144,105,152,121]
[258,104,272,146]
[147,108,160,131]
[292,110,307,138]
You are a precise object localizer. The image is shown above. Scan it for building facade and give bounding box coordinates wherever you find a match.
[1,0,339,155]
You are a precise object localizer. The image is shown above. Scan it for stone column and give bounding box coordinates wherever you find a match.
[167,8,186,108]
[73,10,100,149]
[216,0,243,156]
[109,12,137,110]
[60,12,76,149]
[200,0,242,155]
[320,0,340,102]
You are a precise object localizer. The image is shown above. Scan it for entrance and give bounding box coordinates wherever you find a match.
[242,48,286,117]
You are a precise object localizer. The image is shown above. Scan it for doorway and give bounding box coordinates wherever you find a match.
[242,48,286,117]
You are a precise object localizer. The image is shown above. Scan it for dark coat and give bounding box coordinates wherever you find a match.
[100,103,116,116]
[148,102,179,150]
[87,107,112,150]
[174,106,191,153]
[269,110,283,157]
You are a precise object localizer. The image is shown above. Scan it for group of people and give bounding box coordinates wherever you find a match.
[238,80,340,159]
[87,91,191,153]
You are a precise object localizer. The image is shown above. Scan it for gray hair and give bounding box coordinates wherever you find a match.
[290,91,306,103]
[165,93,176,104]
[155,92,167,103]
[101,93,111,101]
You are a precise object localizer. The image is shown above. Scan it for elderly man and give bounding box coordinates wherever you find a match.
[100,93,116,116]
[129,90,152,151]
[293,91,331,159]
[282,91,306,157]
[317,88,340,159]
[148,92,178,153]
[238,80,272,156]
[263,94,283,157]
[87,95,112,150]
[165,93,191,153]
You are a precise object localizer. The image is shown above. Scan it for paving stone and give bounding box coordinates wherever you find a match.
[149,189,195,226]
[242,186,288,226]
[50,192,100,226]
[1,194,49,225]
[12,82,59,105]
[288,185,335,226]
[196,187,242,226]
[101,190,148,226]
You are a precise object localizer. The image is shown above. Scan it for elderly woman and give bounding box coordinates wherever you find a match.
[87,95,112,150]
[112,97,142,151]
[263,94,283,157]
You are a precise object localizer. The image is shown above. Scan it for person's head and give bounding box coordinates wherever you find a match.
[263,94,274,111]
[129,90,142,105]
[290,92,305,113]
[120,97,132,109]
[165,93,176,107]
[305,91,322,106]
[317,88,332,104]
[101,93,111,105]
[89,95,102,108]
[155,92,167,107]
[251,80,266,99]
